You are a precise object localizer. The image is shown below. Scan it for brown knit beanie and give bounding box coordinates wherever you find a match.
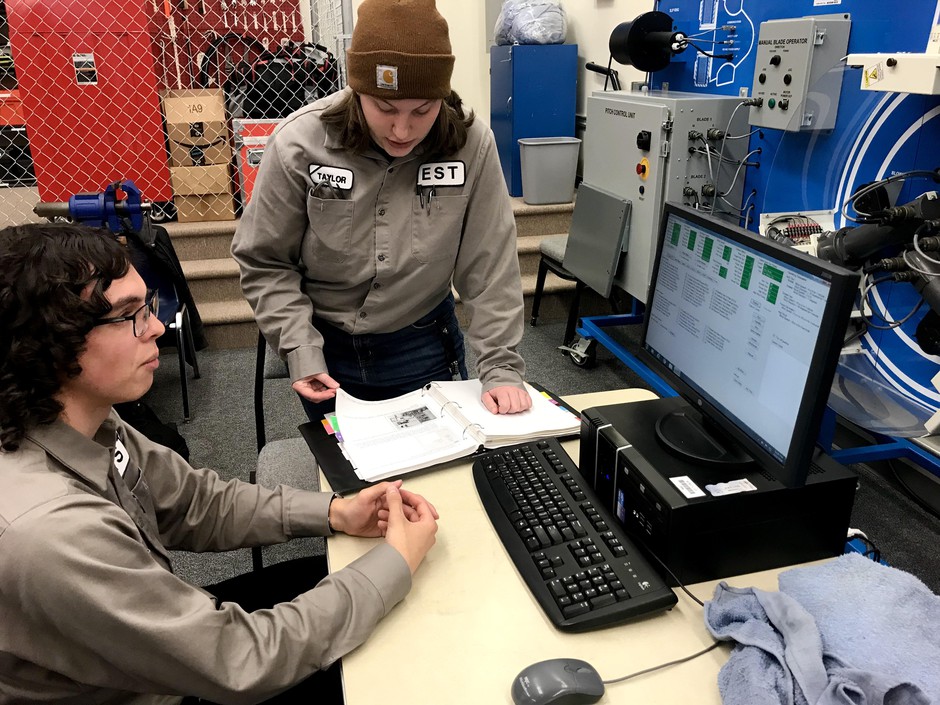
[346,0,455,99]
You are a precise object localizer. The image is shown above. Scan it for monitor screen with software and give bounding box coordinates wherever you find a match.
[638,203,859,488]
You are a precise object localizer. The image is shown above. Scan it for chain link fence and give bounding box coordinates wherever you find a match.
[0,0,348,227]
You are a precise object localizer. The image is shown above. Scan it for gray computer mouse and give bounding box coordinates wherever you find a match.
[511,658,605,705]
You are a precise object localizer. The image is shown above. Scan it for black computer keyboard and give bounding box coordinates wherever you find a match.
[472,438,677,632]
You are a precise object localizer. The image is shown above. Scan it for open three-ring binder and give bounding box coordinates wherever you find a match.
[300,380,580,493]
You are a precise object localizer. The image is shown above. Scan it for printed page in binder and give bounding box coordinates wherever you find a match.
[335,380,580,482]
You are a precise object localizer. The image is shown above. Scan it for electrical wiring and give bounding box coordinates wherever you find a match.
[683,38,733,46]
[689,146,743,165]
[603,54,615,92]
[683,40,733,60]
[913,222,940,266]
[723,129,760,140]
[738,190,757,227]
[902,248,940,277]
[710,207,749,219]
[764,214,823,244]
[602,643,723,686]
[718,196,743,212]
[838,169,940,224]
[564,508,724,689]
[689,147,757,167]
[712,100,753,214]
[719,148,762,196]
[860,274,925,330]
[698,136,716,192]
[847,530,884,563]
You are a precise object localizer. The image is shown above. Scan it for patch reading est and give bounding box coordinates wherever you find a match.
[417,161,466,187]
[308,164,354,191]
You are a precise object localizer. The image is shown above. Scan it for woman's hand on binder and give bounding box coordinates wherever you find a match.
[292,372,340,402]
[482,385,533,415]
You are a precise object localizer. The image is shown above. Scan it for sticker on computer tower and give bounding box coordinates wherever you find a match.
[705,479,758,497]
[669,476,705,499]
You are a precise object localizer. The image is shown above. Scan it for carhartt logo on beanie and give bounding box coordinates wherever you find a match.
[346,0,455,99]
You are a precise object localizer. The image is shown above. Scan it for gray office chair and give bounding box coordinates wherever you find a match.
[530,234,587,348]
[251,330,325,570]
[529,184,632,358]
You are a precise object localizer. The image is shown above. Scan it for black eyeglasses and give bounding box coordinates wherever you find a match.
[93,290,160,338]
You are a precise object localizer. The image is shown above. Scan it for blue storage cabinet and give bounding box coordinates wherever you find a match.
[490,44,577,197]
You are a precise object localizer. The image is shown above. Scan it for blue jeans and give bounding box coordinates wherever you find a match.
[300,294,468,421]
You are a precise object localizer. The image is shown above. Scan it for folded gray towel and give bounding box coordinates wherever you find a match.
[705,580,931,705]
[779,553,940,704]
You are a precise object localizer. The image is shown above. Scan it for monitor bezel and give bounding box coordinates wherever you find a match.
[638,202,859,488]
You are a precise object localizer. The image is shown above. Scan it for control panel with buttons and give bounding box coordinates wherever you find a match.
[583,90,751,302]
[748,14,851,132]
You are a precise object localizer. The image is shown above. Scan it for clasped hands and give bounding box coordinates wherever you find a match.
[328,480,439,574]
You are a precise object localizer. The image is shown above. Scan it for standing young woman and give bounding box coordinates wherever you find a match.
[232,0,533,422]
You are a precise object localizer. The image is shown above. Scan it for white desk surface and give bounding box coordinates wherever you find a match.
[323,388,812,705]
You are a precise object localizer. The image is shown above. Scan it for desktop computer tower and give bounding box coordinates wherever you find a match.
[579,398,858,586]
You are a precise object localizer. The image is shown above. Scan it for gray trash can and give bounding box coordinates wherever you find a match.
[518,137,581,205]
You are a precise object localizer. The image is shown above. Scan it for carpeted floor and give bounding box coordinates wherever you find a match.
[143,318,940,595]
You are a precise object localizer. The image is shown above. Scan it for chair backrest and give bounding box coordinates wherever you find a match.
[124,230,181,324]
[253,330,289,452]
[561,183,632,298]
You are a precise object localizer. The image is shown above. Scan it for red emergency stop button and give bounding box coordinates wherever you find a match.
[636,157,650,181]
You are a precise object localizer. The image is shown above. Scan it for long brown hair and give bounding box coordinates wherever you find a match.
[320,90,475,157]
[0,224,129,451]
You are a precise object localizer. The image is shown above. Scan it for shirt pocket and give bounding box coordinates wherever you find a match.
[305,191,356,264]
[412,194,468,264]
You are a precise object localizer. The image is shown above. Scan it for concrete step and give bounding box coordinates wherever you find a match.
[164,197,571,262]
[173,198,575,349]
[182,233,553,304]
[181,258,243,304]
[165,219,237,261]
[195,275,580,349]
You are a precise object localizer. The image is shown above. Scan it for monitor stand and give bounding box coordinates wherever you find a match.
[654,406,753,469]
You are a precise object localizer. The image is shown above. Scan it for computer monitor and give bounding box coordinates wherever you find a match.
[638,203,859,488]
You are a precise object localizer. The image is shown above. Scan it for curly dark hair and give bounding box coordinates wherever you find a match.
[320,89,475,156]
[0,223,130,451]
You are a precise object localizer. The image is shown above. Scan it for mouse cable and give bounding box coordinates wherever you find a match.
[602,641,723,685]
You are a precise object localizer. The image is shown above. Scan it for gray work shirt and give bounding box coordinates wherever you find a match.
[231,87,526,391]
[0,412,411,704]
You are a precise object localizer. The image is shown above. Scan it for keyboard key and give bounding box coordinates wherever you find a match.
[563,602,591,618]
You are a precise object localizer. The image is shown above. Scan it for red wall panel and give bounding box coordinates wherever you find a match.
[10,28,173,201]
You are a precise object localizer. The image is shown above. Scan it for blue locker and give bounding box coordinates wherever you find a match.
[490,44,577,197]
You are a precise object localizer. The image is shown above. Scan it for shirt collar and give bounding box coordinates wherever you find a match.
[25,411,120,492]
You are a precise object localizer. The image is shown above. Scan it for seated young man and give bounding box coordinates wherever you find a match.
[0,223,439,704]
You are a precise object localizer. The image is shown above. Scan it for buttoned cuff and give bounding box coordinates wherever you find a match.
[287,344,328,384]
[346,543,413,615]
[284,490,336,537]
[480,367,525,394]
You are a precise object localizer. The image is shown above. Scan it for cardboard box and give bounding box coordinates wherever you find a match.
[174,193,236,223]
[167,121,232,167]
[170,164,231,196]
[162,89,227,124]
